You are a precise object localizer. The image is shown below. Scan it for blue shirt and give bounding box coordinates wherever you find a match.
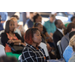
[0,12,8,25]
[26,19,34,28]
[63,45,73,62]
[68,15,73,22]
[44,20,56,34]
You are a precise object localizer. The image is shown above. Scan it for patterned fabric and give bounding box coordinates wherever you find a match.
[5,33,18,52]
[21,44,47,62]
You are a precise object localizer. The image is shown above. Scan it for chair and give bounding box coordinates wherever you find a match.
[39,42,50,59]
[57,40,63,58]
[0,44,6,57]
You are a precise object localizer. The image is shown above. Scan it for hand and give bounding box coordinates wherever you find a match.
[1,21,5,23]
[21,43,26,46]
[50,33,53,38]
[8,40,12,44]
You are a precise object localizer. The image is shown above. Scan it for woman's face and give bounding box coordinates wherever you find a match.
[36,16,42,23]
[37,24,43,33]
[9,20,15,32]
[14,20,18,28]
[33,30,42,44]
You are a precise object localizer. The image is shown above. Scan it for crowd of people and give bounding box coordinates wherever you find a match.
[0,12,75,62]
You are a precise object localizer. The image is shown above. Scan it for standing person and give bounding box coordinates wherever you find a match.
[53,19,65,59]
[0,12,8,30]
[26,12,34,28]
[44,14,56,38]
[20,28,47,62]
[0,12,8,25]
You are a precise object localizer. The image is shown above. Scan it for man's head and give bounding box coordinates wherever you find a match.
[71,16,75,24]
[55,19,64,29]
[29,12,34,19]
[50,14,55,23]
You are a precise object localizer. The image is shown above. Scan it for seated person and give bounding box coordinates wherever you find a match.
[44,14,56,37]
[53,19,64,59]
[20,28,47,62]
[63,31,75,62]
[0,56,17,62]
[10,17,25,37]
[69,35,75,62]
[1,20,26,53]
[33,13,54,45]
[61,23,75,53]
[33,23,57,59]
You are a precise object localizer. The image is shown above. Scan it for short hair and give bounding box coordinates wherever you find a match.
[50,14,55,19]
[69,35,75,52]
[12,15,19,20]
[30,12,34,14]
[55,19,60,25]
[71,16,75,21]
[24,28,39,45]
[10,17,17,21]
[5,20,13,33]
[33,14,40,22]
[64,23,75,35]
[0,56,17,62]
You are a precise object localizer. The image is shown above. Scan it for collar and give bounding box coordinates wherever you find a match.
[57,28,63,34]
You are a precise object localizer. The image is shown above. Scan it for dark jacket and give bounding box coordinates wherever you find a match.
[53,29,63,59]
[1,32,24,47]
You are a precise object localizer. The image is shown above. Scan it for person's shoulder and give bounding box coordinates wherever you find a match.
[1,32,6,36]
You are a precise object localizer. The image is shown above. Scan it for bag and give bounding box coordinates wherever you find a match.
[8,43,24,54]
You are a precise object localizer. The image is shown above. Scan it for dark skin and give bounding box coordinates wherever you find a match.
[35,15,53,43]
[56,20,65,29]
[7,20,26,46]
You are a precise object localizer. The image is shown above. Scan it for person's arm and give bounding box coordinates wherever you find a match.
[45,32,53,42]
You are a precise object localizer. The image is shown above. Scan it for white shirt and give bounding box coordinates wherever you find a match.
[57,28,63,34]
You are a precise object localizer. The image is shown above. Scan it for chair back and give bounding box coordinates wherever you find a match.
[0,45,6,57]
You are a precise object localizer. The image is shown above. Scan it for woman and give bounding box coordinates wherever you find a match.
[33,13,54,46]
[10,17,25,37]
[33,23,57,59]
[20,28,47,62]
[69,35,75,62]
[1,20,26,59]
[61,23,75,53]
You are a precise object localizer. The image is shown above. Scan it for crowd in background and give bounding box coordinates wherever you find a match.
[0,12,75,62]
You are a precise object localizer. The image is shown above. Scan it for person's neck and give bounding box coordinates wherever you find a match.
[9,31,13,35]
[29,17,33,21]
[32,43,37,48]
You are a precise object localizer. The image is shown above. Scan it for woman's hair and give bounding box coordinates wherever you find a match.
[5,20,13,33]
[33,14,40,22]
[24,28,39,45]
[71,16,75,21]
[69,35,75,52]
[10,17,17,21]
[64,23,75,35]
[33,22,41,27]
[0,56,17,62]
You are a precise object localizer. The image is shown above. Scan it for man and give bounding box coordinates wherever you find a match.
[26,12,34,28]
[0,12,8,31]
[0,12,8,25]
[44,14,56,38]
[53,19,64,59]
[71,16,75,24]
